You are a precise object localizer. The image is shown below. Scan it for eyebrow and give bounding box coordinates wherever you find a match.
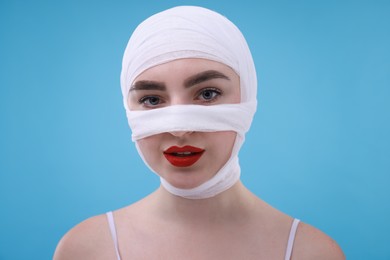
[184,70,230,88]
[130,70,230,91]
[130,80,166,91]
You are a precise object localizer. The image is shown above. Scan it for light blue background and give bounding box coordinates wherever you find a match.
[1,0,389,259]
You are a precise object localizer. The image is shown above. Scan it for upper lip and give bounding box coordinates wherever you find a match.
[164,145,204,154]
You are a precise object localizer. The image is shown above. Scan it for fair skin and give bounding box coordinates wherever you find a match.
[54,59,345,260]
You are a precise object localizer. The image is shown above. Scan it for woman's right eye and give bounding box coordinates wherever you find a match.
[138,96,162,107]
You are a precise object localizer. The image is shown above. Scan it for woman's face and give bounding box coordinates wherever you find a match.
[128,59,240,189]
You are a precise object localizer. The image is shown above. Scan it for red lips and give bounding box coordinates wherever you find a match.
[163,145,205,167]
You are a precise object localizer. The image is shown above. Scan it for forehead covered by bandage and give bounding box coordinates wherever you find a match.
[120,5,257,109]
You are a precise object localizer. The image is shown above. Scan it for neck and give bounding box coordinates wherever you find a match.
[148,181,258,225]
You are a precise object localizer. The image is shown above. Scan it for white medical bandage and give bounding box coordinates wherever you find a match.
[120,6,258,199]
[127,103,255,141]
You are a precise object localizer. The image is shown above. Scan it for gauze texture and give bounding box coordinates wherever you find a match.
[120,6,257,199]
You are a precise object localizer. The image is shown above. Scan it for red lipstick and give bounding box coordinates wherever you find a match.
[163,145,205,167]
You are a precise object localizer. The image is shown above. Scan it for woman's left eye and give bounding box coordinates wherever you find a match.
[197,88,222,102]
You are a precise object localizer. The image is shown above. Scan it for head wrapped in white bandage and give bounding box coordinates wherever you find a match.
[120,6,257,199]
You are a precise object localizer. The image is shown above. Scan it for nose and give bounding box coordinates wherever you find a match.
[169,131,193,137]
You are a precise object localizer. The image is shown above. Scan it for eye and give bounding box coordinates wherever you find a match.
[138,96,162,107]
[197,88,222,102]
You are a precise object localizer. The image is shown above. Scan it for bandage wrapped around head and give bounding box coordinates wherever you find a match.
[120,6,257,199]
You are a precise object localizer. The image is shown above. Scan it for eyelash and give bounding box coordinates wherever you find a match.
[137,87,223,107]
[138,95,164,107]
[195,87,222,102]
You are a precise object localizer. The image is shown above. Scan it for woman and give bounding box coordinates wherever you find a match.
[54,6,345,259]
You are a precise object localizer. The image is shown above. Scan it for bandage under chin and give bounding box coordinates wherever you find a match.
[128,102,255,199]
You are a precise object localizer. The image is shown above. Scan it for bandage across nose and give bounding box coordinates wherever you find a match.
[127,102,256,199]
[127,102,255,141]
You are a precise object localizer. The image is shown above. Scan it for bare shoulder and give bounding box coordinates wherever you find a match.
[53,214,116,260]
[292,221,345,260]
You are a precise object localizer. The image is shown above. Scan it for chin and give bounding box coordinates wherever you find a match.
[163,172,211,190]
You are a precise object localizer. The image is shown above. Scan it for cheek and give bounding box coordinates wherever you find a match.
[222,132,237,151]
[137,136,162,165]
[226,84,241,104]
[229,73,241,103]
[127,93,140,110]
[209,131,237,159]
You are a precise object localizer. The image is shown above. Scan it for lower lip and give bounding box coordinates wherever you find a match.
[163,152,204,167]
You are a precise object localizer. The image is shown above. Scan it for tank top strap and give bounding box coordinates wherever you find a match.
[106,211,121,260]
[284,218,300,260]
[107,213,299,260]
